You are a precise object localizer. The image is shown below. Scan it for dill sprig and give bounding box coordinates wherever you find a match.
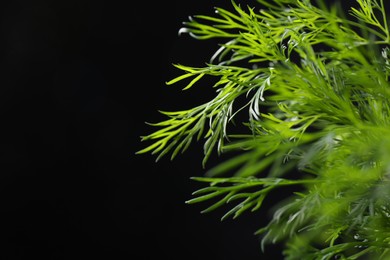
[138,0,390,258]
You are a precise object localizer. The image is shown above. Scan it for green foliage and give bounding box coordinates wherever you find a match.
[137,0,390,258]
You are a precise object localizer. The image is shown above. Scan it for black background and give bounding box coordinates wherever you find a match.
[0,1,359,259]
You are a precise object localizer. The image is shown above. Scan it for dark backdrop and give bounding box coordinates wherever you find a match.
[0,1,359,259]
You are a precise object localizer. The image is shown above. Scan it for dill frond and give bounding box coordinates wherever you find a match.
[138,0,390,258]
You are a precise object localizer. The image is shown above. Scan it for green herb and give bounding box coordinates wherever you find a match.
[137,0,390,258]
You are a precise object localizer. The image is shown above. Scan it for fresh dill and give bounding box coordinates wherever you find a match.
[138,0,390,258]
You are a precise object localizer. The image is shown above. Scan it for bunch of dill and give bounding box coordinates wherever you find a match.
[138,0,390,258]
